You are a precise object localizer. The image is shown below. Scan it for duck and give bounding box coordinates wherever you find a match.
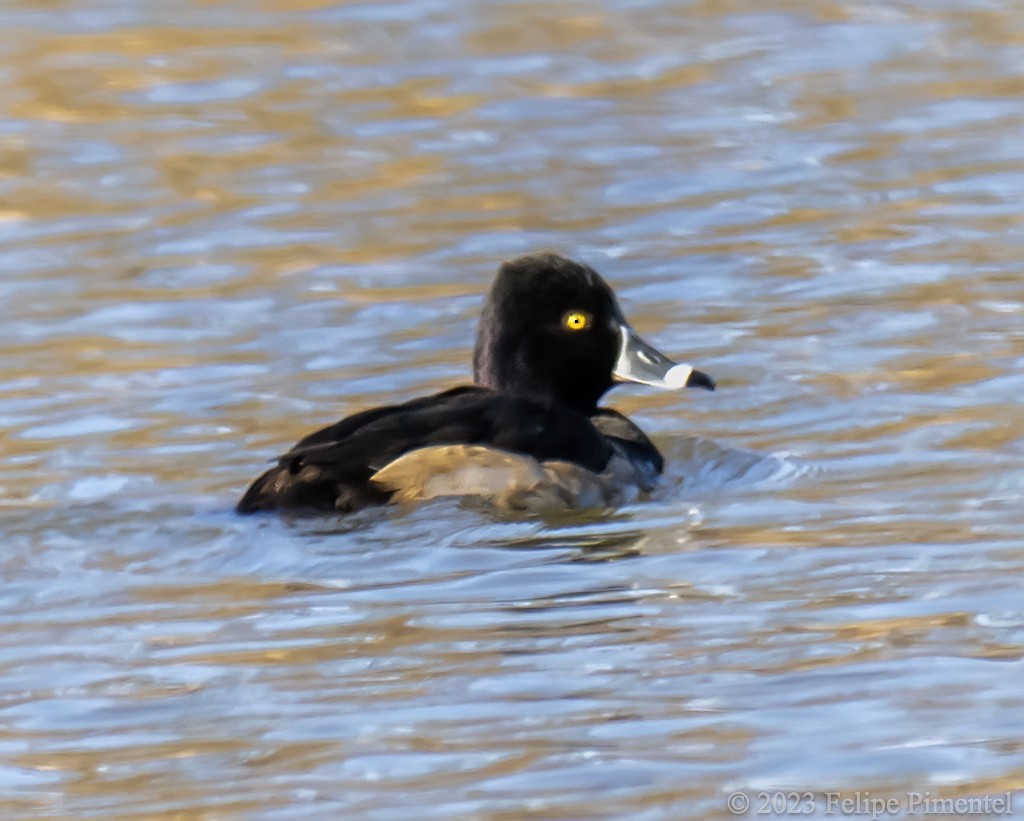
[236,252,714,515]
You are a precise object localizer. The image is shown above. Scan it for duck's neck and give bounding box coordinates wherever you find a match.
[472,332,604,416]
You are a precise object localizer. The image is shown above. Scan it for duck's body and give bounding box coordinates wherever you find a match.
[237,385,664,514]
[237,253,713,515]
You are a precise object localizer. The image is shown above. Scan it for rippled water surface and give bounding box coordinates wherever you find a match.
[3,0,1024,818]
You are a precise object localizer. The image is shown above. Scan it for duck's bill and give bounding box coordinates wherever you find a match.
[613,326,715,391]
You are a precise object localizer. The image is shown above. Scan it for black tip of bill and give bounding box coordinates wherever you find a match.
[685,368,716,391]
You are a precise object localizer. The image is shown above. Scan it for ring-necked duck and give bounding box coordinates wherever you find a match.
[237,253,714,514]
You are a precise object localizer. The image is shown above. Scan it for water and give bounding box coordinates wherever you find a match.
[2,0,1023,818]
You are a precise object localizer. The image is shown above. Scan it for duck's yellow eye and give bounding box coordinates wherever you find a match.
[563,311,590,331]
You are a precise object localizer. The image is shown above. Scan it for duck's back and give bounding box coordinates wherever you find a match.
[236,386,618,514]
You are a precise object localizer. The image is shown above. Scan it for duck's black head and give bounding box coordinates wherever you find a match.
[472,253,714,415]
